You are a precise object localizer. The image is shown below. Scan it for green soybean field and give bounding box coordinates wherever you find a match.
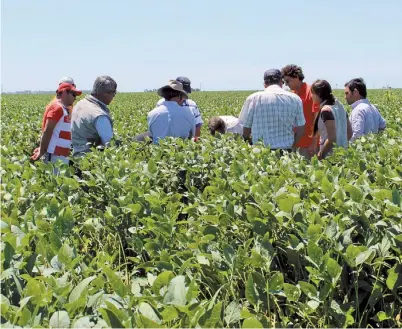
[1,89,402,328]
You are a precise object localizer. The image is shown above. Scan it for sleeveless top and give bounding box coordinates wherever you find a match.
[318,99,348,150]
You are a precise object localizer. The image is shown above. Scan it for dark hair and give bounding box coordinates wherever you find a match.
[208,116,226,135]
[312,79,336,135]
[162,89,184,101]
[344,78,367,98]
[281,64,305,81]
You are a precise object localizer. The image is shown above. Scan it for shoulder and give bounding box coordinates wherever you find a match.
[186,99,197,106]
[156,98,165,106]
[46,101,63,115]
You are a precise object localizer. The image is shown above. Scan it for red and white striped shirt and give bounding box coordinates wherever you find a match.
[42,100,71,156]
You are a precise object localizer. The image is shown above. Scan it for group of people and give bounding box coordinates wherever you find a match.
[31,64,387,167]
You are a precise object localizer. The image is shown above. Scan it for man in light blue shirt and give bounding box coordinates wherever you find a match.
[156,77,203,137]
[344,78,386,142]
[148,80,196,144]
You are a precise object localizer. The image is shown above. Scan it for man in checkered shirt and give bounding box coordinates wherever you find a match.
[239,69,306,151]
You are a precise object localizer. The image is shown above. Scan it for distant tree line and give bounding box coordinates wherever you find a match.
[143,88,201,92]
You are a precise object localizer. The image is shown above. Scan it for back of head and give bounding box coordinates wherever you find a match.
[344,78,367,98]
[281,64,305,81]
[92,76,117,95]
[208,116,226,135]
[311,79,335,105]
[263,69,283,86]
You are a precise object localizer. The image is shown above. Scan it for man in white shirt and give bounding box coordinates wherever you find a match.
[208,116,243,136]
[240,69,305,151]
[148,80,196,144]
[344,78,386,142]
[156,76,203,137]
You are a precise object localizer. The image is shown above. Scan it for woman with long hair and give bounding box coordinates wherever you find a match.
[311,80,352,159]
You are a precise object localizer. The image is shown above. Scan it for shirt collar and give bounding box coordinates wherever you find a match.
[87,95,109,108]
[351,98,369,109]
[295,82,307,96]
[265,84,282,91]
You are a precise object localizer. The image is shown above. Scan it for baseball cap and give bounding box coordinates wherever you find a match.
[176,76,192,93]
[57,83,82,95]
[59,77,75,86]
[264,69,283,83]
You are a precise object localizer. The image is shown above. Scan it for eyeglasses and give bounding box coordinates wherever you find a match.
[108,90,117,95]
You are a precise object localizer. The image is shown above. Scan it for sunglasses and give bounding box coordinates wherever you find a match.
[66,90,77,97]
[108,90,117,95]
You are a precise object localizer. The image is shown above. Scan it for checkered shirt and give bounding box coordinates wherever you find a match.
[240,85,305,148]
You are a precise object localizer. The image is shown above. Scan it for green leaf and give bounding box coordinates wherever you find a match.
[197,255,210,265]
[373,311,390,322]
[98,307,125,328]
[160,306,179,322]
[321,177,334,196]
[103,267,128,297]
[386,265,400,291]
[224,301,241,326]
[198,301,222,328]
[269,272,284,291]
[356,250,374,266]
[326,258,342,284]
[245,274,258,307]
[283,283,301,302]
[49,311,70,328]
[307,241,323,267]
[392,187,401,206]
[298,281,317,299]
[163,275,187,306]
[277,195,300,213]
[57,243,74,267]
[68,276,95,303]
[72,316,93,328]
[139,302,162,325]
[151,271,174,295]
[345,184,363,202]
[242,317,263,328]
[148,159,157,174]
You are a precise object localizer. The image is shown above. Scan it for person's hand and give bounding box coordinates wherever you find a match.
[317,152,323,160]
[308,143,317,156]
[30,148,42,161]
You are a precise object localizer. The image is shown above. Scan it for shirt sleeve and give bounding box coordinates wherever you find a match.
[350,109,365,142]
[321,110,335,122]
[379,113,386,129]
[241,96,256,128]
[294,98,306,127]
[46,104,64,121]
[238,96,254,124]
[191,101,203,126]
[94,116,114,145]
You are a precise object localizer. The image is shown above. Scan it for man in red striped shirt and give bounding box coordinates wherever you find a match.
[31,83,82,164]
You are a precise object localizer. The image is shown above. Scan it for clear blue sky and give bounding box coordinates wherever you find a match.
[2,0,401,92]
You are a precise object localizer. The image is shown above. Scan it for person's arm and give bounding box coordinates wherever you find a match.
[379,114,386,131]
[31,119,58,161]
[238,96,254,124]
[318,114,336,160]
[347,115,353,141]
[293,99,306,149]
[293,125,305,149]
[94,116,113,145]
[242,97,255,144]
[350,109,365,142]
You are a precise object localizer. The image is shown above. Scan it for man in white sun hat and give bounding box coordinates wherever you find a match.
[148,80,196,144]
[156,76,203,137]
